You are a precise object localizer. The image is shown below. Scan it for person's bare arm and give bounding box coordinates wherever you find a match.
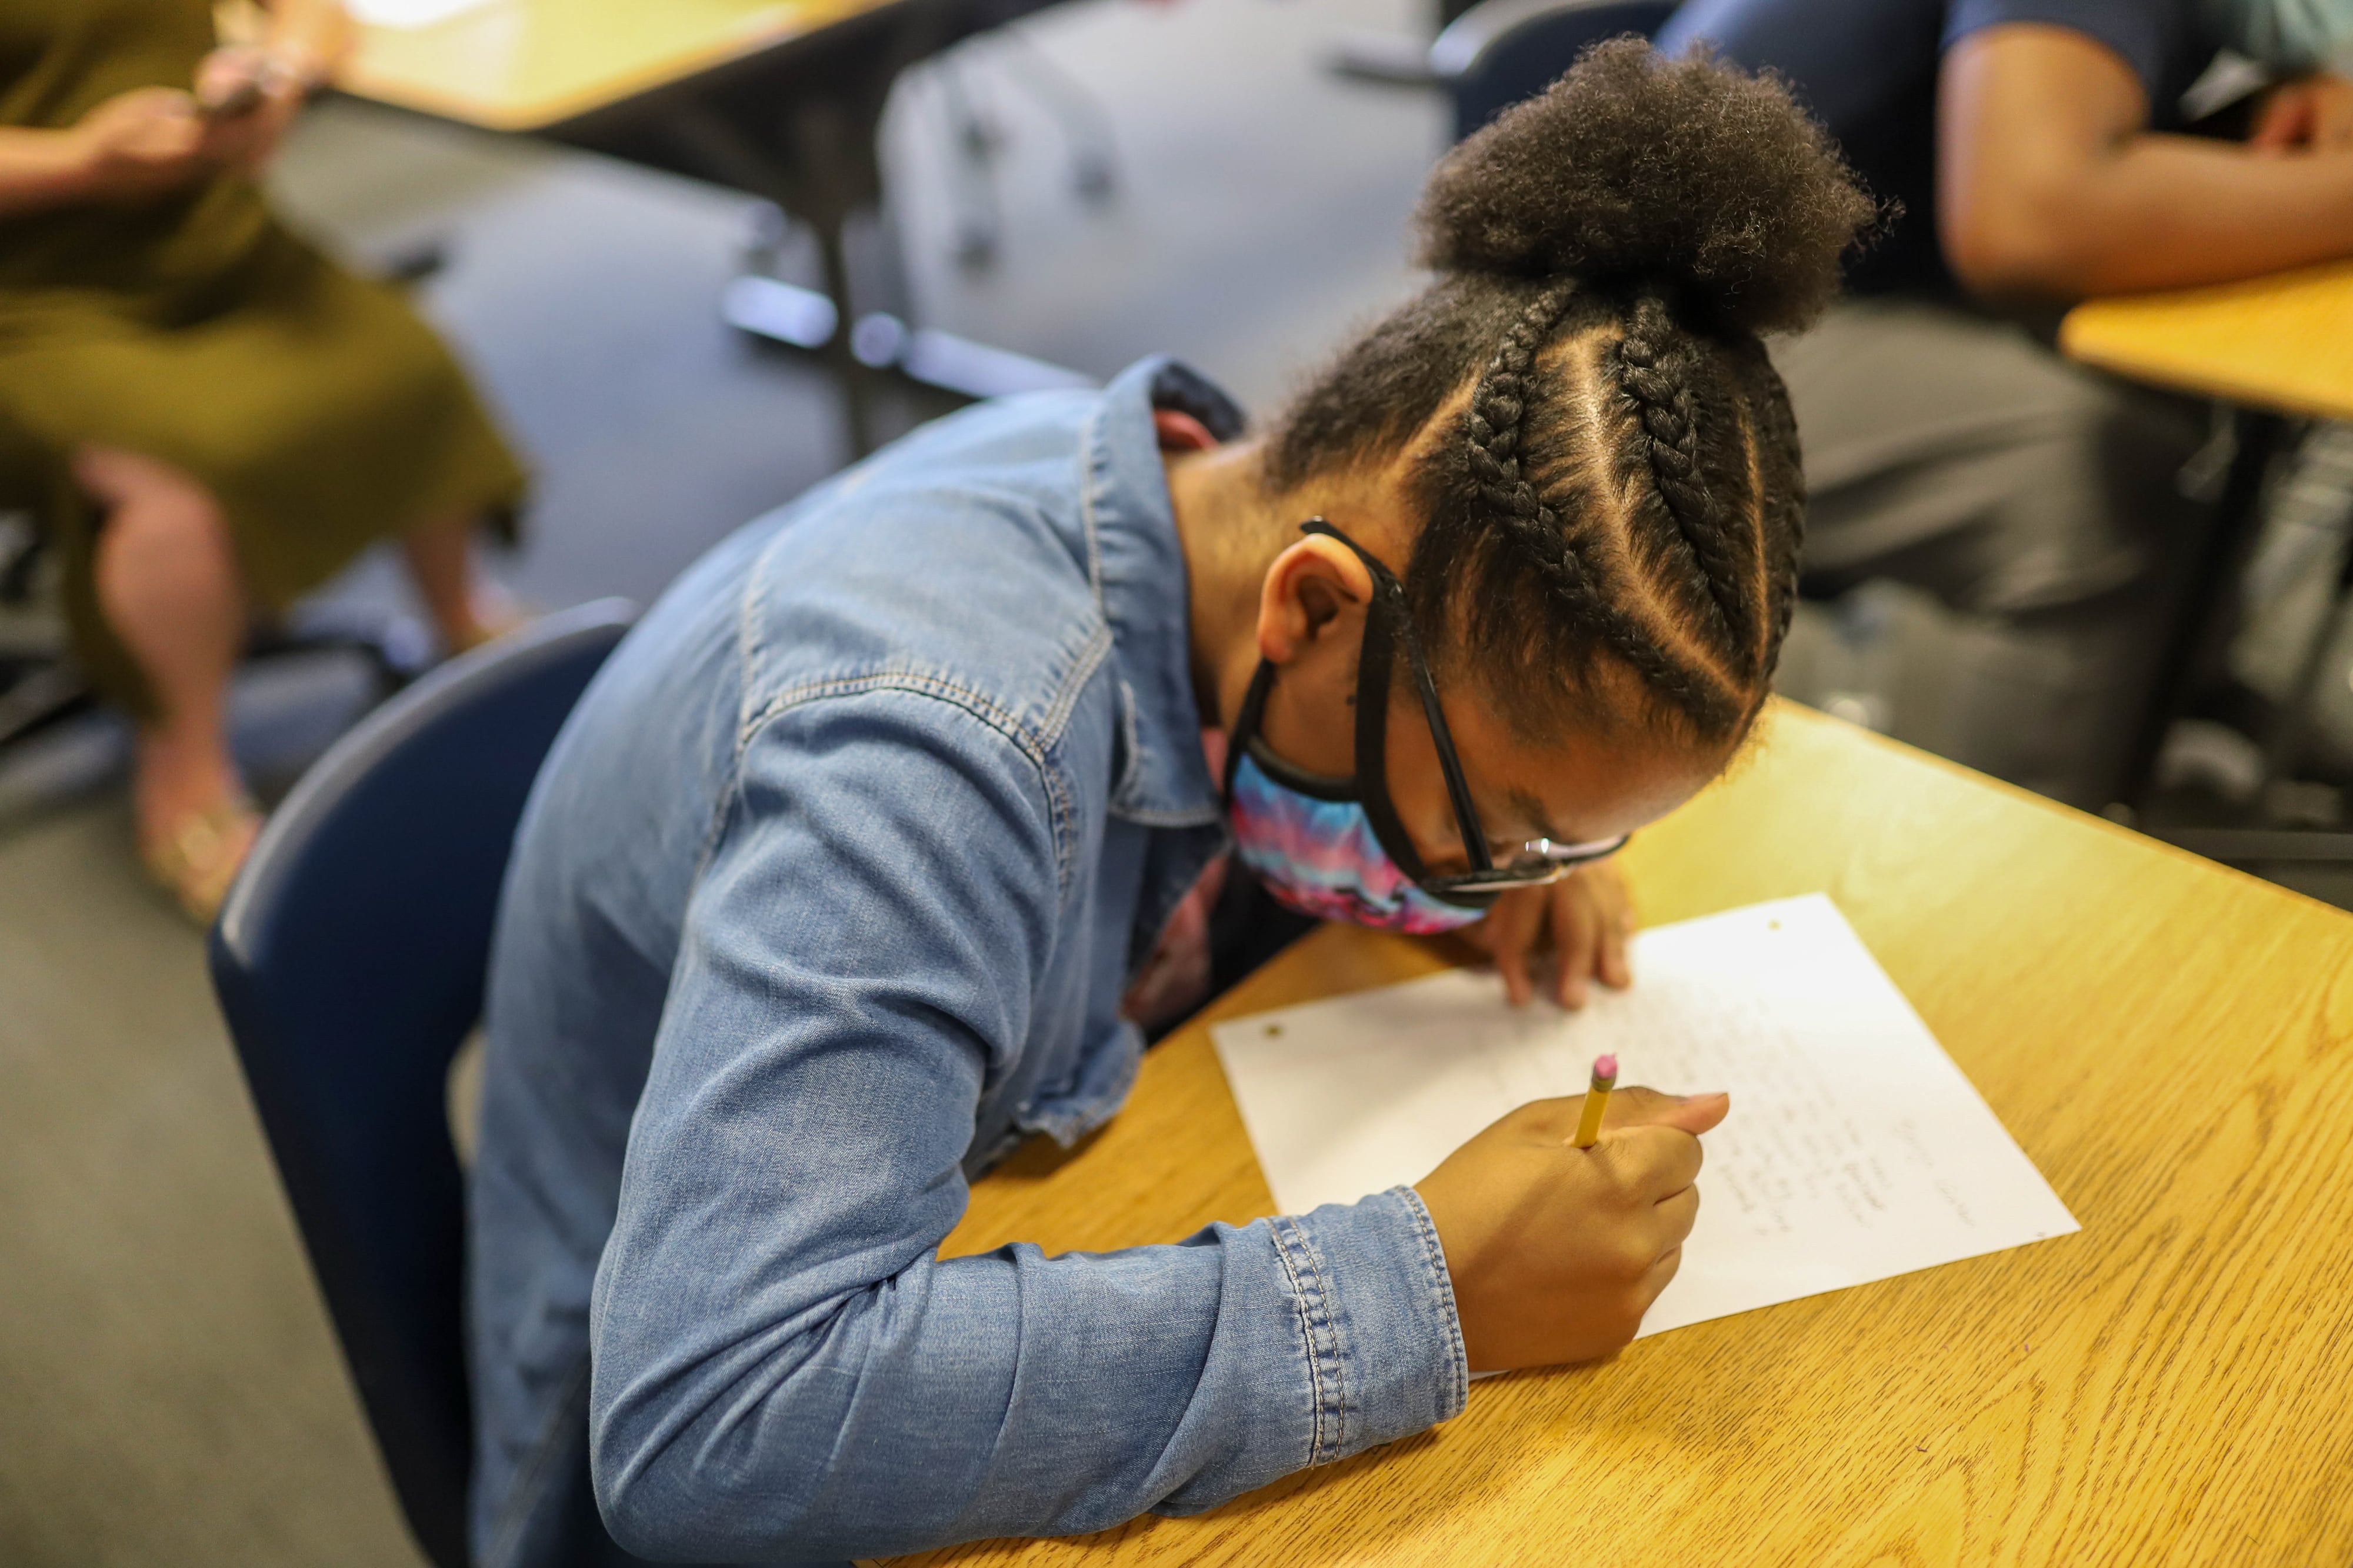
[0,128,96,219]
[1939,24,2353,299]
[0,0,351,217]
[0,90,212,219]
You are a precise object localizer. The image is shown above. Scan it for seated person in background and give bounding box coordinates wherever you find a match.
[1659,0,2353,808]
[468,47,1872,1568]
[0,0,525,919]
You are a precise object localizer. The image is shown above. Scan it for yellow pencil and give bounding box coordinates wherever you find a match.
[1572,1053,1617,1148]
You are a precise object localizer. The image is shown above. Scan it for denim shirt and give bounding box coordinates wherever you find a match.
[467,358,1469,1568]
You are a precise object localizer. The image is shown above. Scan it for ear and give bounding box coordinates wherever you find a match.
[1255,533,1377,668]
[1153,410,1219,452]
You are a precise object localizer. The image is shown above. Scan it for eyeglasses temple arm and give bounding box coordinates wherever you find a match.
[1301,519,1494,875]
[1397,597,1494,872]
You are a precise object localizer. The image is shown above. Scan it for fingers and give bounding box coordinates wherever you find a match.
[2249,92,2306,154]
[1595,898,1630,992]
[1552,878,1596,1009]
[1652,1182,1699,1242]
[93,89,203,164]
[1600,1122,1704,1200]
[1552,866,1634,1006]
[1502,1085,1728,1160]
[114,85,198,119]
[1635,1243,1684,1312]
[202,104,292,174]
[1482,871,1638,1012]
[1483,886,1544,1007]
[1587,861,1634,990]
[1600,1084,1730,1136]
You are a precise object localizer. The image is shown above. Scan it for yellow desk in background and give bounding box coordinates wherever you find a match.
[887,702,2353,1567]
[2062,259,2353,423]
[342,0,886,134]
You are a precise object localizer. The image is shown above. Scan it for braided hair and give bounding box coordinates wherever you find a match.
[1267,42,1877,749]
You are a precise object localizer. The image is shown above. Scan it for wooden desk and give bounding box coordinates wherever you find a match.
[898,702,2353,1567]
[342,0,886,134]
[2061,260,2353,423]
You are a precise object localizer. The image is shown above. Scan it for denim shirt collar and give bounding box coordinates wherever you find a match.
[1083,357,1245,830]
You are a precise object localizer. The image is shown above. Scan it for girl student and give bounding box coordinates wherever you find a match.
[469,44,1874,1568]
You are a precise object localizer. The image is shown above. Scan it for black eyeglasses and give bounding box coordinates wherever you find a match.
[1301,519,1628,906]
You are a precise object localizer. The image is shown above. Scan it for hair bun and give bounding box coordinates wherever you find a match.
[1415,39,1877,335]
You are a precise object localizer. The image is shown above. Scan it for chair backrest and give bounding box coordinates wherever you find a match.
[1432,0,1682,139]
[209,599,635,1568]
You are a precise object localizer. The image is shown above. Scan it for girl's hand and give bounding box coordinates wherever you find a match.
[1465,859,1635,1010]
[1417,1085,1729,1372]
[66,88,212,201]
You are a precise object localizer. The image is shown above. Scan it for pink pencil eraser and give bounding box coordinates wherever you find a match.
[1594,1054,1618,1079]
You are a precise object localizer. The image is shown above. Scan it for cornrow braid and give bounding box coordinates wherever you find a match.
[1459,285,1742,733]
[1614,294,1755,676]
[1264,42,1874,752]
[1745,346,1810,678]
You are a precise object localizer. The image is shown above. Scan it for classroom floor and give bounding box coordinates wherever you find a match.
[0,2,1443,1562]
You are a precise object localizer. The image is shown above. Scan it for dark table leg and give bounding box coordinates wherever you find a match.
[2135,409,2353,869]
[660,89,902,457]
[2124,409,2287,808]
[556,2,1093,460]
[2258,502,2353,783]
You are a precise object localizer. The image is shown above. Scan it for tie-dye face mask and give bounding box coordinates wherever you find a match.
[1225,741,1489,933]
[1218,521,1629,935]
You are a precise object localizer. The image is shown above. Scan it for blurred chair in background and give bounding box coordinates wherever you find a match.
[208,599,635,1568]
[1328,0,1491,85]
[1430,0,1678,136]
[926,28,1118,273]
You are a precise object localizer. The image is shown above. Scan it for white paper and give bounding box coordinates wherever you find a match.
[348,0,501,30]
[1210,894,2078,1337]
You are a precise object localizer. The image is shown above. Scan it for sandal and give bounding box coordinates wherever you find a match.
[448,619,521,656]
[142,793,263,926]
[446,593,534,658]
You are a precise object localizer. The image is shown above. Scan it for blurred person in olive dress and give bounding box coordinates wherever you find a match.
[0,0,527,919]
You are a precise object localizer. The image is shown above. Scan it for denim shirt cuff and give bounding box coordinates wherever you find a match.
[1265,1185,1469,1467]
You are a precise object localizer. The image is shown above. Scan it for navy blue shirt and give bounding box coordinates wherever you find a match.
[1659,0,2224,295]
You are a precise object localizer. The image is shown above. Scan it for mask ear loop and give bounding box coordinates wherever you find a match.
[1221,659,1278,799]
[1300,521,1497,888]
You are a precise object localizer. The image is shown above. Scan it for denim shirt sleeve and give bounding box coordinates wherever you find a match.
[586,687,1468,1562]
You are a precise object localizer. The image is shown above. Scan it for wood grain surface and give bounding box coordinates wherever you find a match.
[889,702,2353,1568]
[338,0,888,131]
[2059,260,2353,421]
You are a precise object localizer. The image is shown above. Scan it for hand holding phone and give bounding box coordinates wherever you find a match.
[191,46,314,171]
[195,46,275,119]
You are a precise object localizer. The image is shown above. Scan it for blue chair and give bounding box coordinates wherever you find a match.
[209,599,636,1568]
[1431,0,1681,139]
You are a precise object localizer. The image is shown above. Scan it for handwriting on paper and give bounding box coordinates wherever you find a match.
[1211,895,2079,1337]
